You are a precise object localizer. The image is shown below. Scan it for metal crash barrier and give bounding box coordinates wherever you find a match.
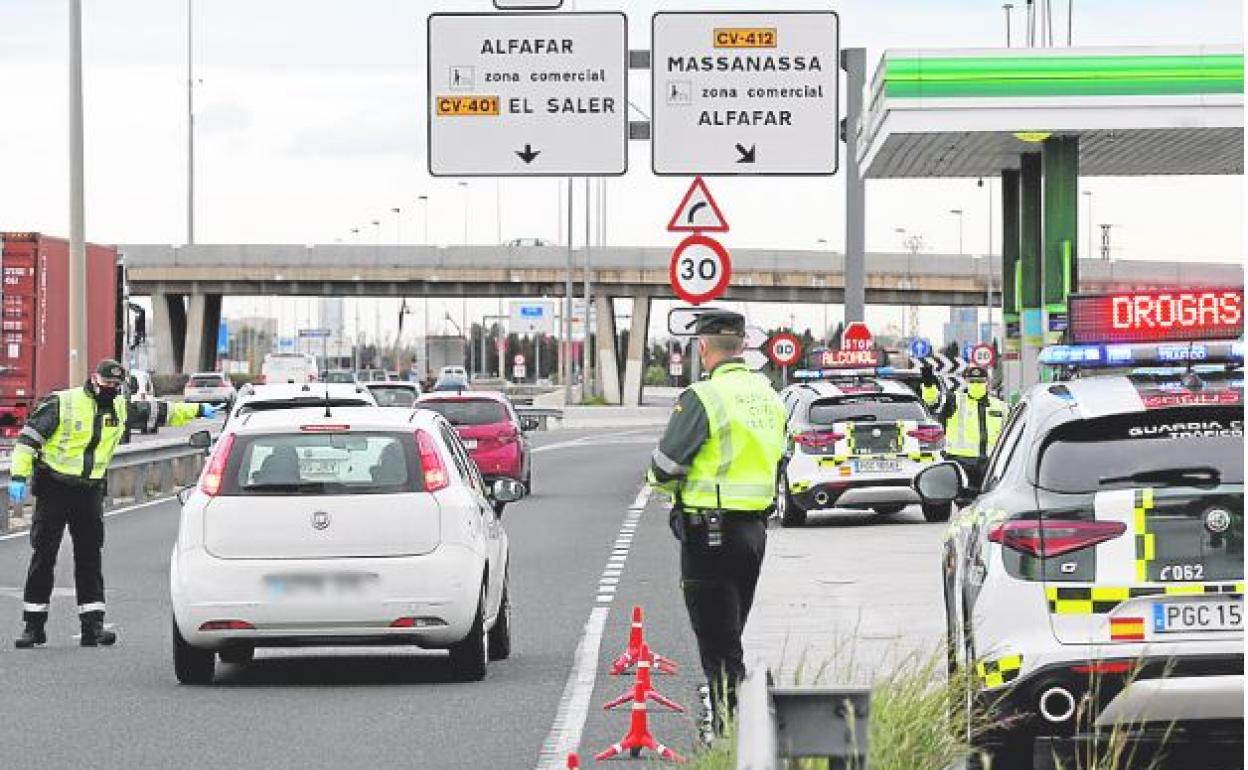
[737,666,871,770]
[0,435,211,535]
[515,406,564,432]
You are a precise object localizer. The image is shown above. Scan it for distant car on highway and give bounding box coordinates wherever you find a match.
[356,369,394,383]
[777,373,948,526]
[915,339,1244,769]
[183,372,237,405]
[367,382,422,408]
[127,370,160,435]
[504,237,552,247]
[417,390,533,493]
[171,407,520,684]
[260,352,319,385]
[322,369,360,384]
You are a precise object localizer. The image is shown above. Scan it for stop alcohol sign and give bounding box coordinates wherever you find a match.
[767,333,802,367]
[842,322,873,352]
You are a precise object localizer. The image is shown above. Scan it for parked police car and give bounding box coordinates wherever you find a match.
[915,296,1244,769]
[778,371,949,526]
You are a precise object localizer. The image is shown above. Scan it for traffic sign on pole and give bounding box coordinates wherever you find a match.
[742,349,769,371]
[667,305,726,337]
[908,337,932,360]
[767,332,802,367]
[669,234,732,305]
[651,11,840,176]
[667,177,729,233]
[427,13,627,176]
[744,326,768,351]
[970,343,997,369]
[841,322,872,352]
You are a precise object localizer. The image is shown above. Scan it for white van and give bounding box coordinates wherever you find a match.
[261,353,318,385]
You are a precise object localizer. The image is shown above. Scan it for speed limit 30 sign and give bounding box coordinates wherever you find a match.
[767,332,802,367]
[669,234,732,305]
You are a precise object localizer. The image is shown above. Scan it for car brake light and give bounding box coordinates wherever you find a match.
[415,429,449,492]
[300,424,350,433]
[199,619,253,631]
[907,426,945,444]
[255,374,266,384]
[988,519,1127,558]
[1071,660,1135,675]
[199,433,235,497]
[794,430,844,448]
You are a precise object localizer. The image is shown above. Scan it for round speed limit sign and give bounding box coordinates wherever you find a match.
[767,332,802,367]
[970,343,997,369]
[669,234,732,305]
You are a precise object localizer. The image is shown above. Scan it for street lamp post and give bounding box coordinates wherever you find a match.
[1082,190,1093,260]
[68,0,87,384]
[458,182,470,245]
[418,194,430,245]
[949,208,965,255]
[186,0,195,245]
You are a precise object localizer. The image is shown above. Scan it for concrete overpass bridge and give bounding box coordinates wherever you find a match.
[120,242,1241,402]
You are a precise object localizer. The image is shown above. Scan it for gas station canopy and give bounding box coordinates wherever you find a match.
[859,46,1244,178]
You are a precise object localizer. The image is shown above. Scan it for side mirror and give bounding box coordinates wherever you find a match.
[913,462,966,504]
[188,430,213,452]
[491,478,526,504]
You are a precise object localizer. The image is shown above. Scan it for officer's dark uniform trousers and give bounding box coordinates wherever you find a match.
[680,511,767,711]
[23,473,107,623]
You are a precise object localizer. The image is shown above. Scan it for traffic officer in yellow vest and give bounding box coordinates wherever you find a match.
[10,359,219,648]
[647,311,787,733]
[922,365,1007,490]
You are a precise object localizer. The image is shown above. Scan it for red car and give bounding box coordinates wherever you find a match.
[416,391,533,493]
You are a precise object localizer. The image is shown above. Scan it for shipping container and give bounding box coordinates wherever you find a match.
[0,232,120,437]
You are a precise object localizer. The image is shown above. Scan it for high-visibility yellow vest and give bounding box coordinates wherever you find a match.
[681,362,787,512]
[945,391,1008,459]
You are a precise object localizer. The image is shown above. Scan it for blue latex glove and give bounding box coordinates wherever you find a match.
[9,479,27,504]
[201,404,221,419]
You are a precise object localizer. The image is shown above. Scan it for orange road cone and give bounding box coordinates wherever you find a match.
[603,644,685,713]
[609,606,678,676]
[593,683,687,763]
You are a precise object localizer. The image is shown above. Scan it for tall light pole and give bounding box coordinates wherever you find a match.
[1002,3,1014,47]
[418,194,430,245]
[1082,190,1093,260]
[371,219,381,360]
[391,206,402,244]
[458,181,470,245]
[186,0,195,245]
[949,208,965,255]
[68,0,87,384]
[417,194,430,378]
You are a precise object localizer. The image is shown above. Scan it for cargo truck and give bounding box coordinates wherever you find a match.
[0,232,135,438]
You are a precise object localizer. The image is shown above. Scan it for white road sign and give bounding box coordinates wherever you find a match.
[510,300,555,334]
[743,349,769,371]
[651,11,840,176]
[494,0,563,9]
[427,12,627,177]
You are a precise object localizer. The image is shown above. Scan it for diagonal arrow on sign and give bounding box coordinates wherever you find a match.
[745,326,768,350]
[743,349,769,371]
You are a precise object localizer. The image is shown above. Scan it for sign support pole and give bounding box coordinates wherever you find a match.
[564,177,574,405]
[842,47,866,324]
[583,177,593,399]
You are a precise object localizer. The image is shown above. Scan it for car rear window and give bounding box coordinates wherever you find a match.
[236,397,372,416]
[808,396,928,425]
[420,399,508,426]
[190,375,224,387]
[223,432,420,495]
[371,387,418,407]
[324,372,356,383]
[1038,406,1245,493]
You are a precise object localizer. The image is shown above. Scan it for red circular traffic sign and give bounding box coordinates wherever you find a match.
[669,234,732,306]
[513,354,525,365]
[970,343,997,369]
[670,351,683,364]
[767,333,802,367]
[842,322,873,352]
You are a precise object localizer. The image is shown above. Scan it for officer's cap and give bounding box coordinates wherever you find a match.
[965,365,990,381]
[695,310,745,337]
[95,359,126,381]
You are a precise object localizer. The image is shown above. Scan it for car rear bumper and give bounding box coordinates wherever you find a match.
[470,445,524,480]
[792,476,921,510]
[171,543,483,650]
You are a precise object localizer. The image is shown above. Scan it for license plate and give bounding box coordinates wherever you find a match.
[300,459,340,475]
[463,439,478,449]
[1152,599,1243,634]
[265,572,377,599]
[855,459,900,473]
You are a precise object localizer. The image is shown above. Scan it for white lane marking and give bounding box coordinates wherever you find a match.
[535,606,610,770]
[533,429,660,455]
[0,495,175,543]
[539,483,652,769]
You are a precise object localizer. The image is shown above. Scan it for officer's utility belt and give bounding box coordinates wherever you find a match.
[34,465,104,491]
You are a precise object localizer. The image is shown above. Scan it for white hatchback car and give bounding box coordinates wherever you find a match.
[225,382,377,425]
[171,407,519,684]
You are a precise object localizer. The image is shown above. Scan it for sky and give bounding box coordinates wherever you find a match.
[0,0,1243,353]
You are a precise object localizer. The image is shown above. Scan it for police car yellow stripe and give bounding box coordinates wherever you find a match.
[975,654,1023,689]
[1133,488,1156,583]
[1046,583,1244,615]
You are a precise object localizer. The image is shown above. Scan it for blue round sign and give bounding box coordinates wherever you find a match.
[908,337,932,359]
[962,343,975,361]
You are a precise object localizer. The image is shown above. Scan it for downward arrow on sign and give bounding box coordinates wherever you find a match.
[515,144,541,164]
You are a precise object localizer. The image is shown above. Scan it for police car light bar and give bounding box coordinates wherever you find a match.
[792,367,909,381]
[1039,340,1244,369]
[1068,289,1244,344]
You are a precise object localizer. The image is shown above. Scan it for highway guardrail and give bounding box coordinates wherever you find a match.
[516,406,564,431]
[737,666,871,770]
[0,434,211,535]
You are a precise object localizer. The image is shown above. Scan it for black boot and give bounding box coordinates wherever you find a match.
[15,621,47,649]
[80,618,117,647]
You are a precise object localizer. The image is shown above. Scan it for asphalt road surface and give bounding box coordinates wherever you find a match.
[0,427,715,770]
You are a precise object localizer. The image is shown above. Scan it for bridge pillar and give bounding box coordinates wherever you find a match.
[1019,152,1044,391]
[621,293,651,407]
[1000,168,1022,401]
[183,293,223,374]
[595,295,621,405]
[152,292,187,374]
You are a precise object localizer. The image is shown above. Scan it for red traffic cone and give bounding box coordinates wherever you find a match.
[609,606,678,676]
[594,683,687,763]
[603,644,685,713]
